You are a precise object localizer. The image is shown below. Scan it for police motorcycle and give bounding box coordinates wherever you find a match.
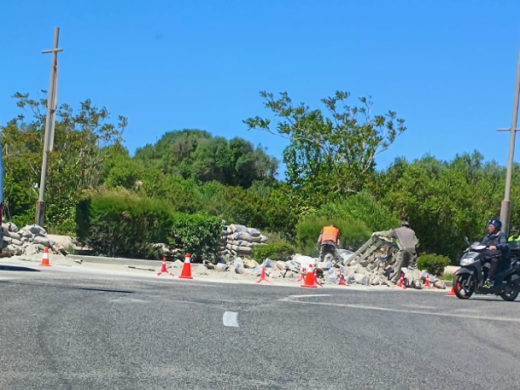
[453,237,520,301]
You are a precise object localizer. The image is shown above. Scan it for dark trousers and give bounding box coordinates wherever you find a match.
[483,249,502,281]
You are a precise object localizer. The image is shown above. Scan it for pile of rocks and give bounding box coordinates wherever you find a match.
[1,222,65,256]
[221,223,268,257]
[200,236,446,289]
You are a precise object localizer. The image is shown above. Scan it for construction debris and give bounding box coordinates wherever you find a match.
[1,223,67,256]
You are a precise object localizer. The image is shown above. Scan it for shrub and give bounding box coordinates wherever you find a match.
[295,216,371,256]
[76,191,223,261]
[251,242,295,263]
[75,191,173,259]
[417,253,451,276]
[312,192,400,232]
[168,213,223,263]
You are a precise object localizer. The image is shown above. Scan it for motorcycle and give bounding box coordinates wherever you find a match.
[453,237,520,301]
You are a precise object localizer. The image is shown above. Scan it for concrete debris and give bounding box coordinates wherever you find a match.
[1,223,67,257]
[187,236,447,290]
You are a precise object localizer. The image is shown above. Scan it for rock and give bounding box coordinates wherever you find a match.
[244,259,257,269]
[275,261,286,271]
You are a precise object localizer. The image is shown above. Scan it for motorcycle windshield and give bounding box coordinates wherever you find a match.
[462,252,480,260]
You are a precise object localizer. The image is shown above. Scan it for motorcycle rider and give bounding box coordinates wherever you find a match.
[508,225,520,242]
[481,218,510,288]
[317,224,340,262]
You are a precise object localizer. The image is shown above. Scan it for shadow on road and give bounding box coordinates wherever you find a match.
[0,279,134,294]
[0,265,40,272]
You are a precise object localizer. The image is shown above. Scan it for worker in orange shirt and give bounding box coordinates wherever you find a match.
[317,224,341,263]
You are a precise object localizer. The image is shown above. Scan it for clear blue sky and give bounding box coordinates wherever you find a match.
[1,0,520,178]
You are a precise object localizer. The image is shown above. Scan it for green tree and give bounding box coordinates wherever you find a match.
[244,91,407,207]
[1,91,126,232]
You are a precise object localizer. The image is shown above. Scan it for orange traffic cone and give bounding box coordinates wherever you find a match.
[446,285,456,296]
[39,247,51,267]
[301,264,317,288]
[297,268,306,282]
[255,260,273,285]
[179,254,193,279]
[393,273,406,289]
[157,257,174,277]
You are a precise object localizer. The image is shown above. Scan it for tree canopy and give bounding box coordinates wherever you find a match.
[2,89,519,263]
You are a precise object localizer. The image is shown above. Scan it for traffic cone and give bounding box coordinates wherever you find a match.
[424,274,432,288]
[255,260,273,285]
[157,257,174,277]
[446,284,456,296]
[297,268,306,282]
[301,264,317,288]
[314,269,323,287]
[179,254,193,279]
[393,273,406,289]
[339,273,349,286]
[39,247,51,267]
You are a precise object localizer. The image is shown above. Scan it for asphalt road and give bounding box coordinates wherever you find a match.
[1,264,520,389]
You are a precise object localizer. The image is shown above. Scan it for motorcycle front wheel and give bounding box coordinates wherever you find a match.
[453,274,476,299]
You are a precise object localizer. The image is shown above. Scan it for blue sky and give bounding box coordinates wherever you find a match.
[1,0,519,179]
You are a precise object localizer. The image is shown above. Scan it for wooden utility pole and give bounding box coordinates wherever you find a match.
[35,27,62,227]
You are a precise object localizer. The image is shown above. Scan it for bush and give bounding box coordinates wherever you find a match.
[312,192,399,232]
[295,216,371,256]
[75,191,173,259]
[76,191,223,261]
[251,242,295,263]
[417,253,451,276]
[168,213,223,263]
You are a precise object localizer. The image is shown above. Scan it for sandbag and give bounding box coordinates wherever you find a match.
[234,232,252,241]
[250,235,262,243]
[247,228,262,237]
[260,235,268,243]
[236,246,252,253]
[229,224,248,233]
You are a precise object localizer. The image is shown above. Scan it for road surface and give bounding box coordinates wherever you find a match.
[1,263,520,389]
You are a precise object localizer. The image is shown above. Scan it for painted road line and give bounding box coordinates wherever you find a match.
[288,294,332,298]
[223,311,239,327]
[279,298,520,323]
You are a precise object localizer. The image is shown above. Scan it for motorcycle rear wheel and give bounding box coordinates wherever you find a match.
[499,277,520,301]
[453,274,476,299]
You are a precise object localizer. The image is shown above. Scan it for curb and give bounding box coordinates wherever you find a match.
[66,254,164,267]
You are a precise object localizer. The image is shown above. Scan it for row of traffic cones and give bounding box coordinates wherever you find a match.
[158,254,193,279]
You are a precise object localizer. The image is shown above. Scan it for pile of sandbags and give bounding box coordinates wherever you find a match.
[2,223,61,256]
[223,224,268,257]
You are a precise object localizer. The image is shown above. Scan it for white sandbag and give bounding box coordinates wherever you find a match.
[11,239,23,246]
[3,236,12,244]
[33,235,50,246]
[353,274,367,285]
[23,224,47,235]
[8,231,22,240]
[230,224,248,233]
[232,240,253,247]
[234,232,252,241]
[260,235,268,243]
[250,235,262,243]
[6,244,23,256]
[236,246,252,253]
[22,230,34,238]
[293,255,316,270]
[5,222,19,233]
[247,228,262,237]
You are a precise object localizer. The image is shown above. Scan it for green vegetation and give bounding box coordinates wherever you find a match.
[251,242,296,263]
[2,89,518,263]
[417,253,452,276]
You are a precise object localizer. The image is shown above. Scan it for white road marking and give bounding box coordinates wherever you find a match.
[109,298,148,303]
[223,311,239,327]
[280,298,520,323]
[288,294,332,298]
